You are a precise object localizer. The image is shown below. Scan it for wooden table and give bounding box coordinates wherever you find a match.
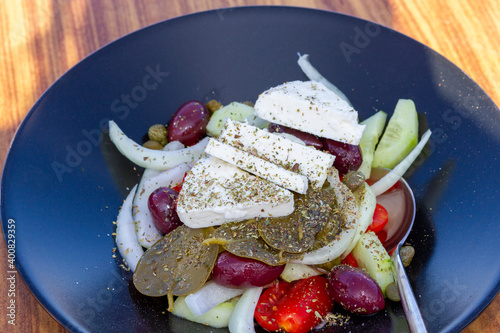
[0,1,498,332]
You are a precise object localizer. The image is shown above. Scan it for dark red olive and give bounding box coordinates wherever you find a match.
[268,123,323,150]
[167,100,210,146]
[148,187,182,234]
[212,251,285,288]
[322,139,363,174]
[327,265,385,315]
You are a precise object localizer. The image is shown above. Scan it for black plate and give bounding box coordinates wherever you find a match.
[2,6,500,333]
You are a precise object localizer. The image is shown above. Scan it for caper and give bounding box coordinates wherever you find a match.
[342,170,365,192]
[148,124,167,146]
[242,101,254,107]
[385,282,401,302]
[205,99,222,114]
[143,140,163,150]
[401,245,415,267]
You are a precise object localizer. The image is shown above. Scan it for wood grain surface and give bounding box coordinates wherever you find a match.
[0,1,499,332]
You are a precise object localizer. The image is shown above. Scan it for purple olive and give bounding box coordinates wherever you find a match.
[322,139,363,174]
[148,187,182,234]
[327,265,385,315]
[167,100,210,146]
[268,123,323,150]
[212,251,285,288]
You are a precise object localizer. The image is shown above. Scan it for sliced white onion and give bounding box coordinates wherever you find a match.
[133,163,191,248]
[115,185,143,272]
[341,182,377,258]
[228,287,263,333]
[109,120,209,170]
[136,141,186,201]
[371,129,432,196]
[163,140,185,151]
[185,280,245,316]
[297,53,352,106]
[280,263,322,282]
[293,168,359,264]
[172,295,239,328]
[131,141,189,248]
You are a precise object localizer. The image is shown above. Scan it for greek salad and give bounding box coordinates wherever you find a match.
[111,54,431,333]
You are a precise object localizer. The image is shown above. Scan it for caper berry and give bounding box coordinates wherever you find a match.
[148,124,167,146]
[342,170,366,192]
[205,99,222,114]
[401,245,415,267]
[143,140,163,150]
[385,282,401,302]
[242,101,254,107]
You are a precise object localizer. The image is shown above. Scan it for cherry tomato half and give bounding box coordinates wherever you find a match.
[341,252,358,268]
[367,203,389,234]
[273,276,334,333]
[254,281,292,331]
[172,172,187,192]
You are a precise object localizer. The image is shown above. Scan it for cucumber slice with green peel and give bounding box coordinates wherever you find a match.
[206,102,268,137]
[351,231,395,295]
[358,111,388,178]
[372,99,418,169]
[207,102,254,137]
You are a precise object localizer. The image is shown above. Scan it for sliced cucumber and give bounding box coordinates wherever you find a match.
[244,113,269,129]
[351,231,395,295]
[358,111,387,179]
[172,295,240,328]
[206,102,268,137]
[372,99,418,169]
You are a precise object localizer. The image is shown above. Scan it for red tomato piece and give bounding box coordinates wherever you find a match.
[341,252,358,267]
[377,229,388,244]
[172,172,187,192]
[254,281,292,332]
[273,276,334,333]
[367,203,389,234]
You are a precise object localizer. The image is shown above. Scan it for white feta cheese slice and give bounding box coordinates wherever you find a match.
[219,119,334,188]
[254,80,366,145]
[205,138,308,194]
[176,157,294,228]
